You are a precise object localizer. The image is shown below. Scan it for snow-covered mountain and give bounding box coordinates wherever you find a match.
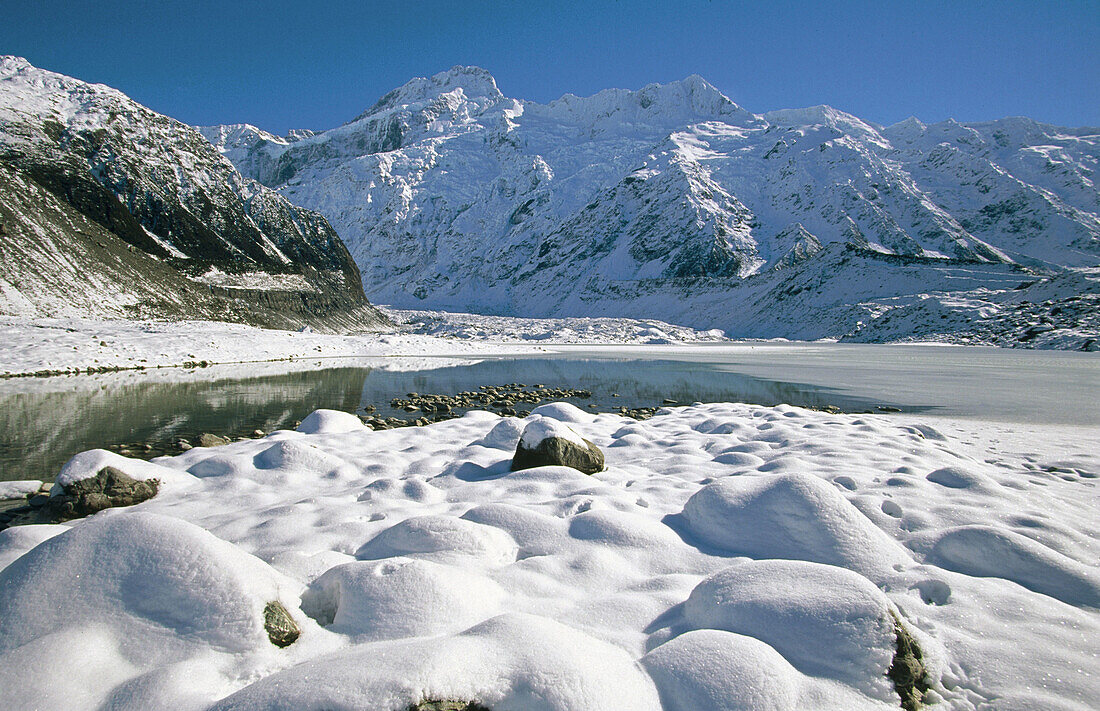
[0,57,387,332]
[204,66,1100,346]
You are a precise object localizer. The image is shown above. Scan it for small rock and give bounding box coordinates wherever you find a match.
[197,433,231,447]
[28,494,49,508]
[252,429,265,437]
[889,612,930,711]
[264,600,301,648]
[408,701,490,711]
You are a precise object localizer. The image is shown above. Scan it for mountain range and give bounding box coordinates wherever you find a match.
[202,66,1099,347]
[2,58,1097,347]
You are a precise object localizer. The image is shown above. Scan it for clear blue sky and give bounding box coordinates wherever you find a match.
[3,0,1097,134]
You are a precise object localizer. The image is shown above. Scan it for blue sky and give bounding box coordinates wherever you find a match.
[3,0,1097,134]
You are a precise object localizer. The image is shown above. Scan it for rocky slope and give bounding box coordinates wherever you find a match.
[205,67,1100,347]
[0,57,388,332]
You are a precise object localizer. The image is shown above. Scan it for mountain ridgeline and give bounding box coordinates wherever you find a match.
[0,56,387,332]
[204,66,1100,348]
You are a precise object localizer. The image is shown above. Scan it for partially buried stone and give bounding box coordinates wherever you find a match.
[512,418,605,475]
[889,611,930,711]
[408,702,490,711]
[49,466,159,518]
[263,600,301,647]
[198,433,231,447]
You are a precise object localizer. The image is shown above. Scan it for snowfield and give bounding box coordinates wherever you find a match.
[1,399,1097,710]
[0,311,732,376]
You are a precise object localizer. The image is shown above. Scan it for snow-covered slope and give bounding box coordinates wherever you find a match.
[204,66,1100,345]
[0,57,388,331]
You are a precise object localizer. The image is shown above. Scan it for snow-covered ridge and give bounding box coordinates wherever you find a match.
[203,66,1100,346]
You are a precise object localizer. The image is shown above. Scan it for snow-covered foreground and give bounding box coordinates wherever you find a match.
[0,312,733,376]
[1,401,1097,710]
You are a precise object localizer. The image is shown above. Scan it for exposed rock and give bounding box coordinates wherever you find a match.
[198,433,232,447]
[263,600,301,648]
[512,419,604,474]
[889,612,930,711]
[408,701,490,711]
[49,466,159,518]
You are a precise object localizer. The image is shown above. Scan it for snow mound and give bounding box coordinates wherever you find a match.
[253,440,357,480]
[520,416,588,449]
[0,523,68,571]
[357,514,519,567]
[682,559,896,696]
[471,417,526,449]
[925,465,998,491]
[568,509,683,550]
[52,448,196,492]
[642,629,803,711]
[928,525,1100,607]
[300,557,505,639]
[297,408,366,434]
[208,612,662,711]
[461,503,569,557]
[0,512,304,707]
[0,480,41,499]
[530,401,595,423]
[680,472,912,581]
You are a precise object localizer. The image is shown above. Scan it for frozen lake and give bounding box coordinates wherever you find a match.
[1,344,1096,483]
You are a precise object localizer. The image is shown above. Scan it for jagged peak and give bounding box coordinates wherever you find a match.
[0,55,34,75]
[535,74,759,129]
[357,65,504,120]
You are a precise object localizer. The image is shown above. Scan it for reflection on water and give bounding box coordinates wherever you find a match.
[0,358,892,483]
[3,343,1095,484]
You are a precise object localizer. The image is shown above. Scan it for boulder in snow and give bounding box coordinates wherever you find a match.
[512,418,604,474]
[49,466,158,518]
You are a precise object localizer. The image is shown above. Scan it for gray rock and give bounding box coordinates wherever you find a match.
[512,421,605,475]
[49,466,159,518]
[197,433,231,447]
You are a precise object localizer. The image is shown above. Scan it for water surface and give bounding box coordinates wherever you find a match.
[1,344,1095,483]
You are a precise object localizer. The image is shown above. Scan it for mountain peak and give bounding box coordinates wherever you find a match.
[0,55,34,75]
[363,65,504,118]
[536,73,759,130]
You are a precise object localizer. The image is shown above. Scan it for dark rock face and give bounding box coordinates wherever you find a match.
[0,57,389,333]
[512,434,605,475]
[49,466,159,518]
[889,612,930,711]
[263,600,301,648]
